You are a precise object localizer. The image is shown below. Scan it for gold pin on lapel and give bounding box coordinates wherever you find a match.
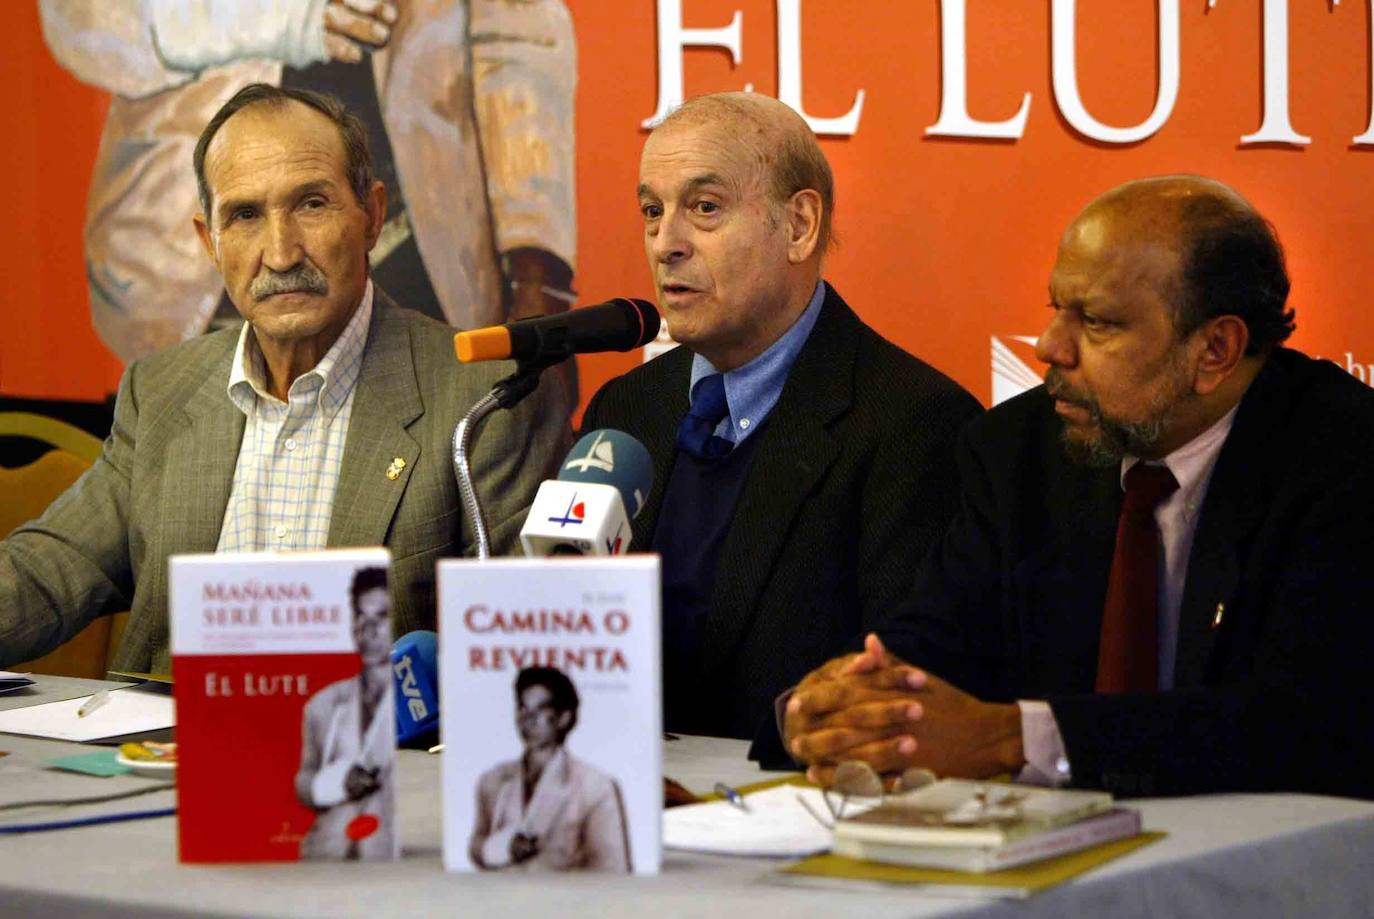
[385,457,407,481]
[1211,602,1226,629]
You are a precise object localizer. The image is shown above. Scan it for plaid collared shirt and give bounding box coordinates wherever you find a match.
[216,283,374,553]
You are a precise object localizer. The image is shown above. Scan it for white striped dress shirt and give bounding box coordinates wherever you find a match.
[216,283,374,553]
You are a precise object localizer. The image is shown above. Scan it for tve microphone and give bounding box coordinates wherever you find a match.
[454,298,660,365]
[520,429,654,557]
[391,630,439,747]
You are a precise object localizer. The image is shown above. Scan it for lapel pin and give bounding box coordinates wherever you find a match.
[385,457,406,481]
[1212,602,1226,629]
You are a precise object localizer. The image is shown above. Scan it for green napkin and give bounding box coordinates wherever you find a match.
[46,749,130,777]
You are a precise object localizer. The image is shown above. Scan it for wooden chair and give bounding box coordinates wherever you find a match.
[1,411,129,678]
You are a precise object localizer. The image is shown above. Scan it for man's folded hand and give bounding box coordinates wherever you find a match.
[786,634,1025,787]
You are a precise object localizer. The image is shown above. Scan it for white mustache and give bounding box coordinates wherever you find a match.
[251,264,328,300]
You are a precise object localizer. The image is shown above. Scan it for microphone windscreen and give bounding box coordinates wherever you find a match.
[391,630,439,746]
[557,429,654,520]
[617,298,662,350]
[454,326,512,363]
[452,298,660,365]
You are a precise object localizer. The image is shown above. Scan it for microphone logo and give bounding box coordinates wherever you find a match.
[393,653,428,722]
[563,430,615,474]
[548,492,586,527]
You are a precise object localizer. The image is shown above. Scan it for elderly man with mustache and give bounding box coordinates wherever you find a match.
[0,84,568,673]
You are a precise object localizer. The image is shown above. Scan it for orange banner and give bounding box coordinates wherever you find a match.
[5,1,1374,414]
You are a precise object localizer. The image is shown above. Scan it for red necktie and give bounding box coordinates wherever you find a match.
[1096,463,1178,694]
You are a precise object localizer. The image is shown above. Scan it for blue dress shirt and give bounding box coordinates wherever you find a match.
[687,280,826,445]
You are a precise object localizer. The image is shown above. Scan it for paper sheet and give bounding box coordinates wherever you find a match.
[0,686,174,741]
[664,785,876,858]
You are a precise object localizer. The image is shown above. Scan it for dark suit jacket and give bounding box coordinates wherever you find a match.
[0,291,570,673]
[581,283,982,752]
[880,348,1374,798]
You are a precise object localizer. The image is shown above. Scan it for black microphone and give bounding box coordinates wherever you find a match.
[454,298,660,365]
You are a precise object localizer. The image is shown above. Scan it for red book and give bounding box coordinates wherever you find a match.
[171,549,397,863]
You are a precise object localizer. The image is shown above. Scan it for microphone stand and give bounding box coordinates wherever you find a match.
[452,306,656,558]
[452,359,554,560]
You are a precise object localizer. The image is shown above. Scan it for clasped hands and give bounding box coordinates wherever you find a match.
[784,634,1025,788]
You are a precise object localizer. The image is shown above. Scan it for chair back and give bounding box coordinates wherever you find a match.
[0,412,128,678]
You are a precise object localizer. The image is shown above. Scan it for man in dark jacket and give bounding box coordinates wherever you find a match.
[785,175,1374,799]
[583,92,980,756]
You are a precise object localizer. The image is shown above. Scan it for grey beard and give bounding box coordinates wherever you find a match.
[1060,405,1172,467]
[1045,368,1182,467]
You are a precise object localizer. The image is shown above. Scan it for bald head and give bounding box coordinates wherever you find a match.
[655,93,835,252]
[1084,174,1250,219]
[1067,175,1294,354]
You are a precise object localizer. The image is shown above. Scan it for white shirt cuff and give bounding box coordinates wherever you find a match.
[1015,700,1072,787]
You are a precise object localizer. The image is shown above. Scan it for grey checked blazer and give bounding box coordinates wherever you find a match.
[0,291,570,672]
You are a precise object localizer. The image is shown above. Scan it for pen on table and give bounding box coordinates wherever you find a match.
[714,782,750,813]
[77,690,110,718]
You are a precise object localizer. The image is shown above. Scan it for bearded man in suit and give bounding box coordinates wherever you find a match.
[0,84,567,672]
[784,176,1374,799]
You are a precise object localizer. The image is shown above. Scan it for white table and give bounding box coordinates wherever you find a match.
[2,677,1372,918]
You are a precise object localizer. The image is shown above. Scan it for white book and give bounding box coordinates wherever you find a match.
[438,556,662,875]
[832,807,1142,873]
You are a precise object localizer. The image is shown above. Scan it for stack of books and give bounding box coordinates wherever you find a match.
[776,780,1157,898]
[831,779,1140,873]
